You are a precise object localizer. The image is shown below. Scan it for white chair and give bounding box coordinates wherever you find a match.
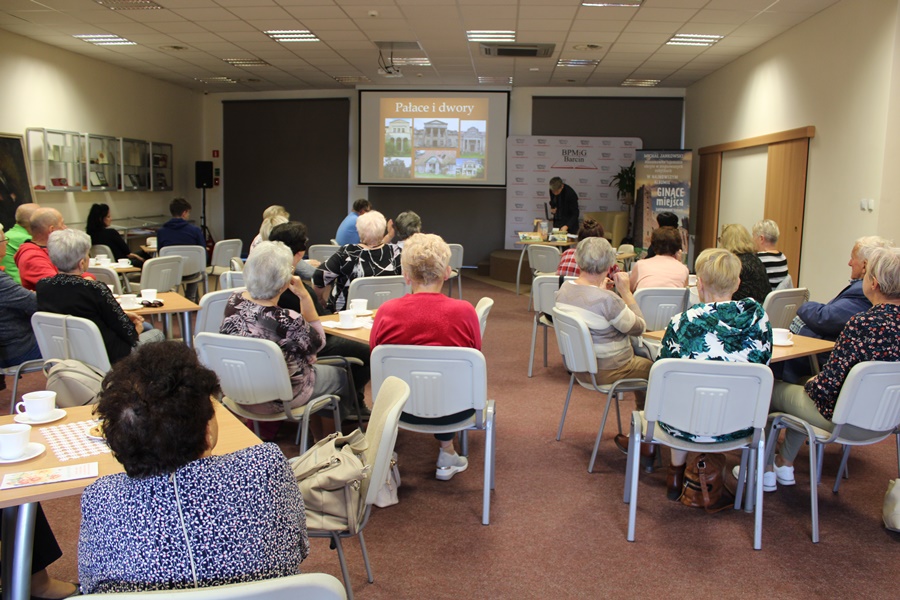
[446,243,464,299]
[346,275,407,310]
[526,244,561,311]
[218,271,244,290]
[624,359,774,550]
[370,345,496,525]
[617,243,636,270]
[307,244,340,264]
[87,265,123,295]
[551,306,648,472]
[475,296,494,339]
[78,573,347,599]
[229,257,244,272]
[89,244,114,259]
[194,332,340,451]
[330,238,339,246]
[528,275,569,377]
[31,312,111,373]
[135,255,183,293]
[206,238,243,290]
[765,361,900,543]
[160,245,208,298]
[633,287,690,331]
[195,288,242,335]
[307,376,409,600]
[763,287,809,329]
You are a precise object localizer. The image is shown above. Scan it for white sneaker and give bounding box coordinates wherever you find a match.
[732,465,777,492]
[436,450,468,481]
[773,463,795,486]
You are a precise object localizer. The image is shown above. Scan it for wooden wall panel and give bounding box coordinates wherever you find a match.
[764,138,810,285]
[696,152,722,254]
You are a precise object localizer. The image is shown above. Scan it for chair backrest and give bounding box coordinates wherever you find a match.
[31,312,111,372]
[347,275,408,309]
[775,273,794,290]
[218,271,245,290]
[210,239,243,269]
[527,244,561,274]
[77,573,347,600]
[160,245,207,274]
[140,255,183,292]
[360,376,410,509]
[370,345,487,421]
[475,296,494,338]
[762,287,809,329]
[229,257,244,272]
[90,244,114,259]
[633,287,690,331]
[195,289,242,335]
[194,332,293,406]
[448,243,464,270]
[643,359,774,439]
[307,244,340,264]
[533,275,568,314]
[830,361,900,434]
[551,306,599,376]
[86,266,122,295]
[618,243,635,255]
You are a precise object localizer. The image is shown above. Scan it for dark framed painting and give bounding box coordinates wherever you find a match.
[0,133,34,231]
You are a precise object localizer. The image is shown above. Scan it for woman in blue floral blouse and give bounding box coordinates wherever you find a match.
[765,245,900,492]
[658,248,773,499]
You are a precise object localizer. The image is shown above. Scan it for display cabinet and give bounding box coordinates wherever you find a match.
[150,142,173,191]
[119,138,150,191]
[25,128,85,192]
[86,133,118,192]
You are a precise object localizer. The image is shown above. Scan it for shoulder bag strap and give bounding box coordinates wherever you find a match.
[61,315,72,360]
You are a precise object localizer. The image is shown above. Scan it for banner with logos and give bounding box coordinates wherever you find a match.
[505,136,642,249]
[634,150,692,253]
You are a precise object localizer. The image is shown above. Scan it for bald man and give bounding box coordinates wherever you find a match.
[15,207,66,291]
[0,203,39,284]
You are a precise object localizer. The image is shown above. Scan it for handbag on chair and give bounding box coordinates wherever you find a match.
[680,453,730,511]
[883,479,900,532]
[41,316,105,408]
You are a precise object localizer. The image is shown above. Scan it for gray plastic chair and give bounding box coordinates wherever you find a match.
[31,312,111,373]
[78,573,347,599]
[633,287,690,331]
[307,244,340,264]
[89,244,114,259]
[160,244,208,298]
[346,275,408,309]
[446,243,464,299]
[762,287,809,329]
[86,265,123,295]
[526,244,561,311]
[207,238,243,290]
[475,296,494,339]
[218,271,245,290]
[194,288,242,335]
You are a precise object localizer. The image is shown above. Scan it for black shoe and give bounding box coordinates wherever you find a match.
[614,434,629,455]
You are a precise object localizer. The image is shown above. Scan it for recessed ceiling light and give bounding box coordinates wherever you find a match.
[478,76,513,84]
[391,58,431,67]
[582,1,641,6]
[529,67,540,72]
[73,34,135,46]
[622,78,660,87]
[224,58,270,67]
[334,76,371,83]
[265,30,319,42]
[196,76,236,84]
[557,59,599,67]
[667,33,723,47]
[94,0,162,9]
[467,30,515,42]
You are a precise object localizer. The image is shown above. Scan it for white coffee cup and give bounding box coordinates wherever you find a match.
[119,293,138,308]
[773,328,793,345]
[98,256,111,266]
[16,391,56,421]
[141,288,158,302]
[339,310,356,327]
[688,274,698,286]
[89,258,98,267]
[118,258,131,267]
[349,299,368,314]
[0,424,31,460]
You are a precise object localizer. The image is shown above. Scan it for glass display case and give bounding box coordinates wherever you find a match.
[119,138,150,191]
[86,134,118,192]
[25,128,85,192]
[150,142,173,191]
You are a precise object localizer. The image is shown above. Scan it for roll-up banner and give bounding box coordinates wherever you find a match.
[634,150,692,255]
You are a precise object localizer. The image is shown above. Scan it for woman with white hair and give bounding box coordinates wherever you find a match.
[752,219,789,288]
[249,205,290,253]
[313,210,401,312]
[370,233,480,480]
[220,241,349,435]
[36,229,163,364]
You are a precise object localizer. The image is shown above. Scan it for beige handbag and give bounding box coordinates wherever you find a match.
[373,452,401,508]
[883,479,900,532]
[290,429,370,534]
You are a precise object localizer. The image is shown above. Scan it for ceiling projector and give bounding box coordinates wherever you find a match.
[378,67,403,78]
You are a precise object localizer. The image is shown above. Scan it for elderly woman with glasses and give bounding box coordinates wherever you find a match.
[35,229,163,365]
[79,342,309,593]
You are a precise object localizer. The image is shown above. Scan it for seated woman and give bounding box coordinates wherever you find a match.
[220,241,349,436]
[555,237,653,458]
[36,229,163,365]
[249,205,289,254]
[764,246,900,491]
[314,210,401,313]
[0,223,41,372]
[658,248,772,499]
[78,342,309,593]
[556,218,612,278]
[630,226,689,291]
[719,223,771,303]
[370,233,480,480]
[393,211,421,248]
[85,203,148,267]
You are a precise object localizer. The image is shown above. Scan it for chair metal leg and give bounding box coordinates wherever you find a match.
[527,316,538,377]
[556,373,576,441]
[588,390,616,473]
[457,274,462,300]
[744,447,757,513]
[614,391,624,435]
[542,325,548,368]
[482,406,495,525]
[330,532,353,600]
[626,418,641,541]
[833,445,852,493]
[460,430,468,457]
[734,449,749,511]
[358,530,374,584]
[754,438,764,550]
[816,443,825,485]
[808,434,820,543]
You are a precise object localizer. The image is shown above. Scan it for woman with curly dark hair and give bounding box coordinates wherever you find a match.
[85,203,147,267]
[78,342,309,594]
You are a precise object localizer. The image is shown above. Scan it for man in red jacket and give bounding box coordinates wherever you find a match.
[15,207,66,291]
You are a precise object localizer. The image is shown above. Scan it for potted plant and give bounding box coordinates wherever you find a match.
[610,161,636,205]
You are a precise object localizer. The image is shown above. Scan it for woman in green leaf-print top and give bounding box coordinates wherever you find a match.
[657,248,773,499]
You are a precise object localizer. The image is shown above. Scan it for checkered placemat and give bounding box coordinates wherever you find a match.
[39,420,111,462]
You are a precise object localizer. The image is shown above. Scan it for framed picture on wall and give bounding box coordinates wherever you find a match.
[0,133,34,231]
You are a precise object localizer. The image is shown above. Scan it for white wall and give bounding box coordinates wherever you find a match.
[685,0,899,302]
[0,29,203,229]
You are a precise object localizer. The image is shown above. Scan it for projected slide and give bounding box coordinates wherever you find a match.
[360,91,508,187]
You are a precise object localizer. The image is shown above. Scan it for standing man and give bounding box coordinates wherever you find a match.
[14,207,66,291]
[335,199,370,246]
[157,198,206,301]
[752,219,789,288]
[548,177,579,233]
[0,202,39,284]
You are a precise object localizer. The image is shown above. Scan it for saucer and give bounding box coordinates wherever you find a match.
[0,443,46,464]
[14,408,66,425]
[120,303,142,310]
[85,424,105,441]
[773,340,795,347]
[354,310,373,317]
[333,321,363,330]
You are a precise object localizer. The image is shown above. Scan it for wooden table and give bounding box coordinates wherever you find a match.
[141,245,158,256]
[319,312,374,344]
[0,404,259,600]
[643,330,835,366]
[513,238,576,295]
[129,292,200,346]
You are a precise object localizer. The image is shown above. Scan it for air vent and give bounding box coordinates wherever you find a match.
[480,43,555,58]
